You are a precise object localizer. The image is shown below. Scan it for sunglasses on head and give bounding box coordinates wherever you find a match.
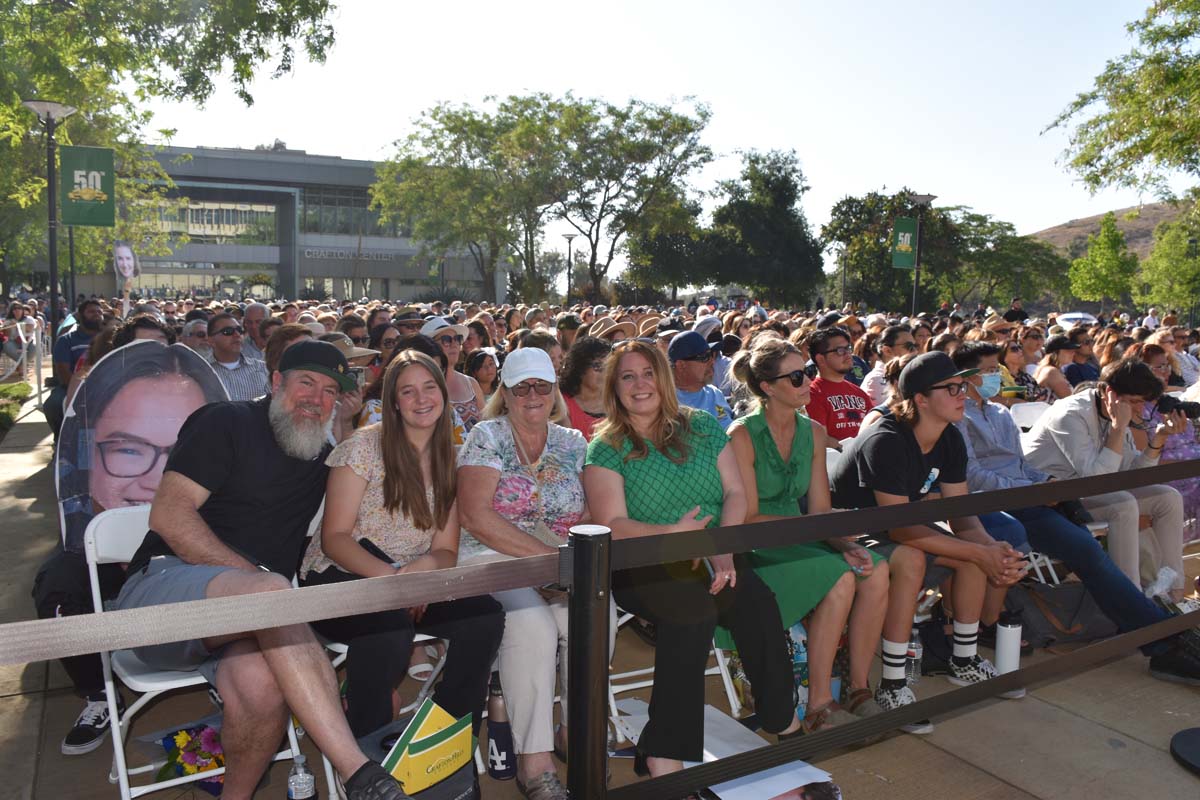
[214,325,243,337]
[509,379,554,397]
[765,370,808,388]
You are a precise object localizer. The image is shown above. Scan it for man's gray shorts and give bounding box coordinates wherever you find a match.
[865,534,954,588]
[115,556,239,685]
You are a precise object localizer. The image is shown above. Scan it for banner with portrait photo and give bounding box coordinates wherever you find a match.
[113,240,140,299]
[55,341,229,552]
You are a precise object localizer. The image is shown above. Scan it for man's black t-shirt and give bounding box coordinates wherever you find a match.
[127,396,330,577]
[1002,307,1026,323]
[830,413,968,510]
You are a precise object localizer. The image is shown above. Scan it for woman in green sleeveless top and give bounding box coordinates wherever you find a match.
[727,334,890,733]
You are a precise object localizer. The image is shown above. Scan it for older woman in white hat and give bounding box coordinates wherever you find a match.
[457,347,614,800]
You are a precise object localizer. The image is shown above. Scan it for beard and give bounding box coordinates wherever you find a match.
[81,317,102,332]
[268,393,332,460]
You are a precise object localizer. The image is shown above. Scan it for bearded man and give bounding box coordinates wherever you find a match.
[47,298,106,436]
[115,340,411,800]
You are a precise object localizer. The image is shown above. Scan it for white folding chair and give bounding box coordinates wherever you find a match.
[607,610,744,745]
[1009,401,1050,431]
[84,506,302,799]
[825,447,842,476]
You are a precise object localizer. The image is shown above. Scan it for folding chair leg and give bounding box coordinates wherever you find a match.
[102,651,134,800]
[713,646,743,718]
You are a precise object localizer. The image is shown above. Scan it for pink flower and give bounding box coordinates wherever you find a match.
[180,750,199,766]
[199,727,222,755]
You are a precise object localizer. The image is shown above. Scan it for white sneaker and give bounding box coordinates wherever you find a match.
[947,654,999,686]
[61,698,114,755]
[873,683,933,735]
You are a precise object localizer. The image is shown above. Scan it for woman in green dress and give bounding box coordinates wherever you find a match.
[728,334,890,733]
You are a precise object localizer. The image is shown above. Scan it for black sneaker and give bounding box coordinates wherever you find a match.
[344,762,412,800]
[1149,641,1200,687]
[61,697,118,755]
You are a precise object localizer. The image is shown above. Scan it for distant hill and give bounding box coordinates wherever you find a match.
[1028,202,1184,261]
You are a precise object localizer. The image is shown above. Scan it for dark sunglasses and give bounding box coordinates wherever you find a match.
[350,335,370,345]
[509,379,554,397]
[1007,345,1022,353]
[380,337,399,348]
[436,334,464,346]
[682,350,715,363]
[214,325,243,337]
[899,341,918,352]
[765,370,808,388]
[190,331,208,338]
[820,345,853,357]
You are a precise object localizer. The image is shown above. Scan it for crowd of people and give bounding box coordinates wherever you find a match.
[19,289,1200,800]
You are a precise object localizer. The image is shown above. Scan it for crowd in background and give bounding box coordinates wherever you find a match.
[14,288,1200,800]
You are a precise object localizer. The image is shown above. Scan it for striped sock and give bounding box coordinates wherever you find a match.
[881,638,908,687]
[952,620,979,662]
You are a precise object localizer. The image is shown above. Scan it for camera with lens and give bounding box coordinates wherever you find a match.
[1156,394,1200,419]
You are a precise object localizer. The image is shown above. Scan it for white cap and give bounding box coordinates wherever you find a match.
[501,348,557,387]
[693,315,721,337]
[420,317,469,340]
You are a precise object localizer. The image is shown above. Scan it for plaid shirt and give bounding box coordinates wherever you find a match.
[213,354,270,401]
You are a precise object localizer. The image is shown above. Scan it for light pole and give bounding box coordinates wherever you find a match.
[838,246,847,308]
[22,100,77,341]
[563,233,577,304]
[910,193,937,318]
[1188,237,1198,328]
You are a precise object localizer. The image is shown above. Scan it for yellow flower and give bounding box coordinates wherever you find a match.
[173,731,190,749]
[182,762,199,775]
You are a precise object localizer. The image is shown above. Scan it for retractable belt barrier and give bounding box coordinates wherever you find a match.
[2,460,1199,800]
[0,459,1196,666]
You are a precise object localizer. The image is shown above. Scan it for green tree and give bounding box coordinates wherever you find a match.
[822,189,961,312]
[624,196,718,300]
[373,95,565,302]
[1049,1,1200,195]
[708,150,823,307]
[1133,210,1200,310]
[1069,211,1138,309]
[933,210,1070,307]
[555,97,711,296]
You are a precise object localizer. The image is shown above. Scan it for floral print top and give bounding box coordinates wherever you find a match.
[457,416,587,551]
[299,424,438,579]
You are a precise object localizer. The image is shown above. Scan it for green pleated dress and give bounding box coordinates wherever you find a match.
[715,406,880,649]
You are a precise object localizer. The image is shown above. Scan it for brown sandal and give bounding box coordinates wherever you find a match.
[800,701,858,734]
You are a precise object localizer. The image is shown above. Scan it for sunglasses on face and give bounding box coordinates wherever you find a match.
[214,326,243,337]
[683,351,715,363]
[350,335,370,345]
[928,381,967,397]
[820,345,853,357]
[381,337,399,348]
[436,334,463,346]
[765,370,808,388]
[1024,333,1044,341]
[899,341,918,352]
[191,331,208,339]
[509,379,554,397]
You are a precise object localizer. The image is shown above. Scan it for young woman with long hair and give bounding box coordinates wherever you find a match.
[299,351,503,739]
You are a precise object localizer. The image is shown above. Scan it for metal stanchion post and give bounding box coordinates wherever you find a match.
[566,524,612,800]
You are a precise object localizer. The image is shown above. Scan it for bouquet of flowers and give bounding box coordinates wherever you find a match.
[156,724,224,796]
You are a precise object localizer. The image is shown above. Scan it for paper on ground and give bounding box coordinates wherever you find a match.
[612,699,831,797]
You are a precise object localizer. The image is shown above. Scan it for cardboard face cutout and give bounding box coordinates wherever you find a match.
[113,241,139,296]
[56,341,229,552]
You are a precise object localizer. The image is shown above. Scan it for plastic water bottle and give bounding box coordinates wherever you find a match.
[287,754,317,799]
[905,629,923,687]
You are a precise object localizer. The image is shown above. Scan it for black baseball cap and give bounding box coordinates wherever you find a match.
[1044,335,1080,355]
[557,312,583,331]
[897,352,978,399]
[278,340,356,392]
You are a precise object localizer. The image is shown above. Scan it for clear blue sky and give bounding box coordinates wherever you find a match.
[143,0,1161,260]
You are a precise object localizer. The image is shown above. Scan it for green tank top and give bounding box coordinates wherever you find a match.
[733,405,813,516]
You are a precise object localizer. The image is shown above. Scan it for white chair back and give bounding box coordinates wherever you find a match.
[84,506,152,566]
[1009,401,1050,431]
[825,447,842,476]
